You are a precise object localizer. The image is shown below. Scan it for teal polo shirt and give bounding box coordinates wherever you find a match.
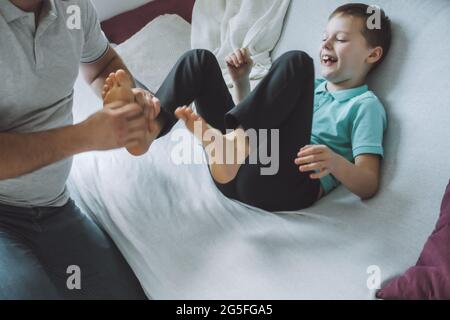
[311,79,387,195]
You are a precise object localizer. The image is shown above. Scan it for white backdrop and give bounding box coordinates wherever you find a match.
[90,0,155,21]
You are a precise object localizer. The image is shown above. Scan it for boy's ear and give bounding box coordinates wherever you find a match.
[367,46,383,65]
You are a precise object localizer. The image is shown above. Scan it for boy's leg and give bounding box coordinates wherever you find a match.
[178,51,320,211]
[231,51,320,211]
[156,49,235,136]
[224,51,315,134]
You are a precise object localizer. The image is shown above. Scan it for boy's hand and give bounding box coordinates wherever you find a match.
[225,48,254,83]
[295,145,340,179]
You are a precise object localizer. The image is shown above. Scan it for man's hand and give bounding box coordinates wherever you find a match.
[225,48,254,84]
[131,88,161,135]
[81,101,149,151]
[295,145,340,179]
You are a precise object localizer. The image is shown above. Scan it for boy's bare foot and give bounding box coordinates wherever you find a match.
[102,70,157,156]
[102,70,135,104]
[175,106,250,184]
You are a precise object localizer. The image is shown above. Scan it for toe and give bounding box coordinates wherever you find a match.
[175,107,187,121]
[105,77,113,88]
[116,69,132,89]
[106,74,117,88]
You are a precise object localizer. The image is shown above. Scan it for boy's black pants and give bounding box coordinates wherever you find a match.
[156,49,320,212]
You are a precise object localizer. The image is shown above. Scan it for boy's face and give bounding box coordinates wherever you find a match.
[319,14,378,86]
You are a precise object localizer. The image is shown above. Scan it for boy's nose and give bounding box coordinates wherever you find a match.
[322,39,333,50]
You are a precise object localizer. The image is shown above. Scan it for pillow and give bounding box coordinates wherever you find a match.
[114,14,192,92]
[91,0,155,22]
[376,180,450,300]
[101,0,195,44]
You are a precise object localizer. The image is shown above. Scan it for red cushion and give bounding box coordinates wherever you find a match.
[101,0,195,44]
[376,180,450,300]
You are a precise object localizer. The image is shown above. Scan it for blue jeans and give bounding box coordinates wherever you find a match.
[0,199,147,300]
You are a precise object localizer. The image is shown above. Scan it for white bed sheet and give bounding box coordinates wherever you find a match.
[67,116,384,300]
[70,73,405,299]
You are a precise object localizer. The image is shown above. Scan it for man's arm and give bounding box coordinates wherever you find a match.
[0,102,148,181]
[80,45,159,120]
[80,45,136,98]
[0,125,89,181]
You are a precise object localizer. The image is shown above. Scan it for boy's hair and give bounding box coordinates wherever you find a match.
[330,3,392,72]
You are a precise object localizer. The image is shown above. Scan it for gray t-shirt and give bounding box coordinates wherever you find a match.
[0,0,108,207]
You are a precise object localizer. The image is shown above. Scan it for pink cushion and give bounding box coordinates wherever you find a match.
[101,0,195,44]
[376,180,450,300]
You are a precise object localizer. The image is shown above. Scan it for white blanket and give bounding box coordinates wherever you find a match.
[69,76,389,300]
[191,0,291,86]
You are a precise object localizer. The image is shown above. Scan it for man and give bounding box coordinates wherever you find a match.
[0,0,158,299]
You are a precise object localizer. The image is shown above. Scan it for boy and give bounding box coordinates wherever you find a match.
[103,3,391,212]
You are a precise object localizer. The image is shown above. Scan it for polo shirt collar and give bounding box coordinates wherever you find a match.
[44,0,58,20]
[0,0,57,23]
[315,80,369,103]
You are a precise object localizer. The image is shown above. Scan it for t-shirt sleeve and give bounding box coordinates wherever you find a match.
[351,97,387,159]
[80,0,109,63]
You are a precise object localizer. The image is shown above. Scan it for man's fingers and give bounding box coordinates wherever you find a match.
[131,89,161,122]
[127,116,147,133]
[114,103,144,120]
[125,128,147,144]
[104,100,128,110]
[135,91,146,108]
[135,91,152,122]
[125,139,141,149]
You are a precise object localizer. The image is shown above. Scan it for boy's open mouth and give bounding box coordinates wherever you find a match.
[321,55,338,67]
